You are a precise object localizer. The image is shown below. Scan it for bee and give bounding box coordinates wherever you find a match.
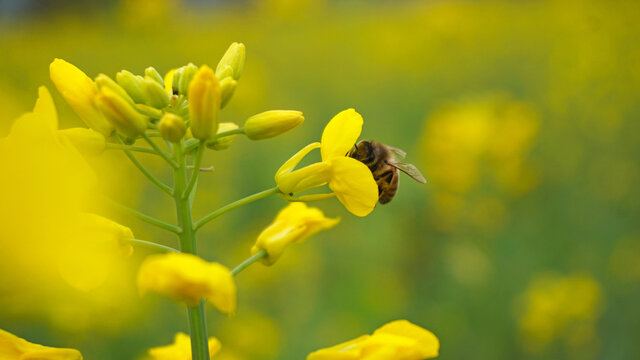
[348,140,426,204]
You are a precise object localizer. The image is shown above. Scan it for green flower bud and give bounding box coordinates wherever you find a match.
[216,65,233,81]
[216,42,245,80]
[96,87,149,138]
[57,128,106,156]
[219,77,237,108]
[95,74,135,105]
[171,68,184,95]
[244,110,304,140]
[179,63,198,98]
[142,78,170,109]
[145,66,164,86]
[158,113,186,143]
[188,65,221,140]
[208,122,239,150]
[135,103,164,119]
[116,70,146,104]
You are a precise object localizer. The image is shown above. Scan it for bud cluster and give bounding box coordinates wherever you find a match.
[50,42,305,149]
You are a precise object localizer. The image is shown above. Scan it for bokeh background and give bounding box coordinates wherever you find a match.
[1,0,639,359]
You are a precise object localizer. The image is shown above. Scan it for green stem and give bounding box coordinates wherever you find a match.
[106,199,181,234]
[125,238,179,253]
[194,187,280,231]
[188,303,209,360]
[143,133,179,168]
[172,142,209,360]
[231,249,267,276]
[106,143,157,155]
[184,128,245,152]
[182,143,205,199]
[117,138,174,196]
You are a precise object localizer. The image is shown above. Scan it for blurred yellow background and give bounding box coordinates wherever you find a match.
[0,0,639,359]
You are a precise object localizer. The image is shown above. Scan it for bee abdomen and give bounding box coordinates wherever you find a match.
[377,169,398,204]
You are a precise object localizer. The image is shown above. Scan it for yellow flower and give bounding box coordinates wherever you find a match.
[275,109,378,217]
[251,203,340,265]
[0,328,82,360]
[148,332,221,360]
[137,253,236,314]
[49,58,113,136]
[188,65,221,140]
[307,320,439,360]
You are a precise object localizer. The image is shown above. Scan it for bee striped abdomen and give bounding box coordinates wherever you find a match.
[377,169,398,204]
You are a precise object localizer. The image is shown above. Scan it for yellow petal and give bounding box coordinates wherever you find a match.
[374,320,439,359]
[0,329,83,360]
[33,86,58,132]
[328,157,378,217]
[275,142,321,180]
[306,335,370,360]
[164,68,177,95]
[320,109,363,161]
[148,332,221,360]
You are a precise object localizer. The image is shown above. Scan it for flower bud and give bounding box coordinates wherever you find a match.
[158,113,186,143]
[216,42,245,80]
[188,65,221,140]
[244,110,304,140]
[49,58,113,136]
[135,103,164,119]
[145,66,164,85]
[219,77,237,108]
[95,73,134,105]
[58,128,106,156]
[96,87,149,138]
[116,70,146,103]
[171,67,184,95]
[207,122,238,150]
[216,65,233,81]
[142,78,170,109]
[179,63,198,97]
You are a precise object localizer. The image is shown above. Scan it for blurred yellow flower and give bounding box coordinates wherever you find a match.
[517,273,603,353]
[137,253,236,314]
[276,109,378,216]
[49,58,113,136]
[0,86,137,330]
[307,320,439,360]
[0,329,82,360]
[148,332,221,360]
[251,203,339,265]
[420,96,539,233]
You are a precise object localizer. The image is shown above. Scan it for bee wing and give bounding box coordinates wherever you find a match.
[386,145,407,161]
[390,162,427,183]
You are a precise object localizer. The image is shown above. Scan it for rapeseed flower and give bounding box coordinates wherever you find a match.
[307,320,439,360]
[275,109,378,217]
[137,253,236,314]
[0,329,82,360]
[251,203,339,265]
[148,332,221,360]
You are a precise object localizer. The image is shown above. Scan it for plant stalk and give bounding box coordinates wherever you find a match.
[172,141,210,360]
